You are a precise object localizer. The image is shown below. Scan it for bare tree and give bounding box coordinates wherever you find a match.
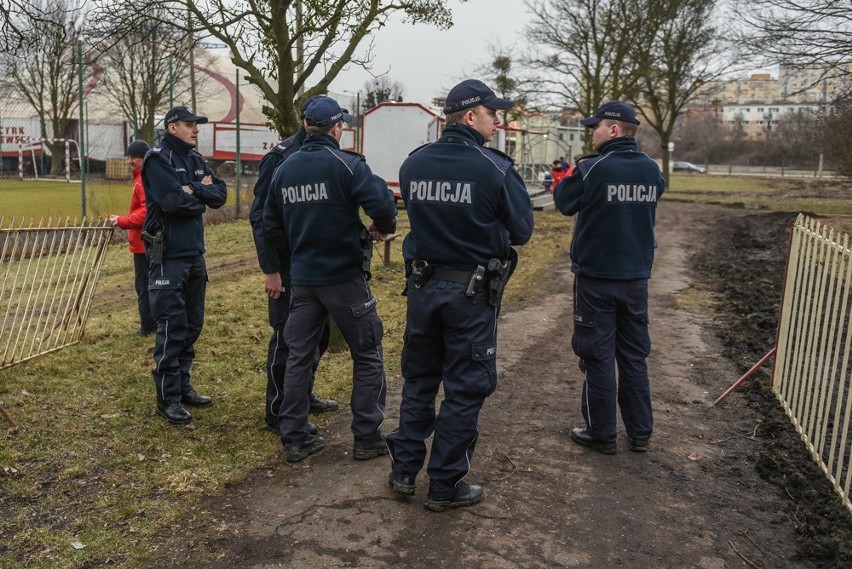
[734,0,852,79]
[0,0,65,54]
[361,76,405,112]
[95,18,195,143]
[93,0,458,137]
[763,111,820,169]
[475,44,530,125]
[672,105,726,166]
[632,0,728,182]
[823,89,852,175]
[0,0,92,176]
[524,0,654,118]
[525,0,728,168]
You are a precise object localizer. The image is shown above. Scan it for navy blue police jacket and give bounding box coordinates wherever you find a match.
[263,133,397,286]
[141,133,227,259]
[400,123,534,269]
[553,136,665,280]
[248,128,307,278]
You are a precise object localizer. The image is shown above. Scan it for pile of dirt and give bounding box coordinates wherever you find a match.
[692,207,852,567]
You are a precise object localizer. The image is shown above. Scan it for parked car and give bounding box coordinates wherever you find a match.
[672,161,706,173]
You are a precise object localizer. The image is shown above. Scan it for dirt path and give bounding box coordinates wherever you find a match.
[171,201,834,568]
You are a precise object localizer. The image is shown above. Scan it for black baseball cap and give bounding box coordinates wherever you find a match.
[164,106,208,126]
[579,101,640,126]
[125,140,150,157]
[303,97,353,127]
[443,79,514,115]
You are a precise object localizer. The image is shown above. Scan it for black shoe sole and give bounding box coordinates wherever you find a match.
[629,440,649,452]
[309,404,339,413]
[570,431,617,454]
[156,408,192,425]
[353,446,389,460]
[424,492,484,512]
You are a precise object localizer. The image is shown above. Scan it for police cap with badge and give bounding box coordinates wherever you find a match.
[442,79,515,114]
[164,106,209,126]
[579,101,641,126]
[299,95,327,119]
[303,97,353,127]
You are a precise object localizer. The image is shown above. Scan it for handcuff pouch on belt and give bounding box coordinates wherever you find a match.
[141,230,165,265]
[410,260,433,288]
[465,265,486,297]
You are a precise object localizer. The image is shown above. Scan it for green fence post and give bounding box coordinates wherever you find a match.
[235,69,241,217]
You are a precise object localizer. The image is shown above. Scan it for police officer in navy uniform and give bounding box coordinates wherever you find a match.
[263,97,397,463]
[249,96,338,435]
[142,106,227,424]
[386,79,534,512]
[553,100,665,454]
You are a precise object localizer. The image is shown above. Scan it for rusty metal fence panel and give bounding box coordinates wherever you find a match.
[773,214,852,514]
[0,217,111,369]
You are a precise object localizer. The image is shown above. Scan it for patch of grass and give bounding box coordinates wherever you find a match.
[0,178,130,221]
[506,209,573,307]
[0,177,254,221]
[665,191,852,217]
[668,174,779,193]
[674,287,722,313]
[665,174,852,218]
[0,207,571,568]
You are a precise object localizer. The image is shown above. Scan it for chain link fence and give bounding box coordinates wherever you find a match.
[0,88,375,224]
[0,94,267,223]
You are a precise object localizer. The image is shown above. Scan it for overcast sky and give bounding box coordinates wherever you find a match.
[329,0,532,105]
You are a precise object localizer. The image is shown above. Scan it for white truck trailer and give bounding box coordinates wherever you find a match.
[360,103,443,201]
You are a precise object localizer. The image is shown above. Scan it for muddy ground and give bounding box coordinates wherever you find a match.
[152,200,852,568]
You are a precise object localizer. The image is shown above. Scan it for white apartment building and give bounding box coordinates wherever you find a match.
[689,62,849,139]
[779,62,852,103]
[695,62,850,106]
[721,102,821,139]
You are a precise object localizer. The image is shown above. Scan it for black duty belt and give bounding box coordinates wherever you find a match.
[428,266,471,284]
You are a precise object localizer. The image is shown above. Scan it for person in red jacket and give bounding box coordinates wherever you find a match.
[550,159,567,191]
[110,140,155,335]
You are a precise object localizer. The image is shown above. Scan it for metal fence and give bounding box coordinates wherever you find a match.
[0,217,111,370]
[773,215,852,514]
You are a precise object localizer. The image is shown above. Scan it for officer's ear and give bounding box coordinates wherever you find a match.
[331,121,345,141]
[461,109,476,127]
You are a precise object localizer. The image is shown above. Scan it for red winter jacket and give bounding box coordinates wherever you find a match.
[115,167,147,254]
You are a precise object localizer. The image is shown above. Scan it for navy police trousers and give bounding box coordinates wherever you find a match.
[387,279,498,500]
[265,288,331,429]
[133,253,155,334]
[279,275,386,446]
[148,256,207,405]
[572,275,653,442]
